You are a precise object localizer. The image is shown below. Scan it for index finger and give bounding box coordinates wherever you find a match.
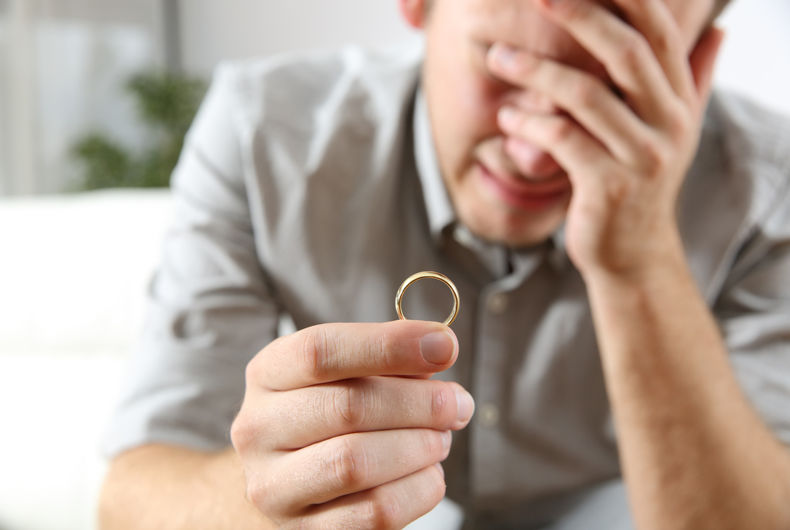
[249,320,459,391]
[609,0,696,104]
[535,0,676,124]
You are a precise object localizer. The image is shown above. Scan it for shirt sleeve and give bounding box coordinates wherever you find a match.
[102,64,280,456]
[716,176,790,448]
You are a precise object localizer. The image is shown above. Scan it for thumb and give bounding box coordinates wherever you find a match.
[689,26,726,103]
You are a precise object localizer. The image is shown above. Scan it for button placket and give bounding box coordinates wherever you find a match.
[478,402,501,428]
[470,284,515,499]
[486,292,508,315]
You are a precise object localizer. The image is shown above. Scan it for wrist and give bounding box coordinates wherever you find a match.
[580,235,702,358]
[578,229,688,291]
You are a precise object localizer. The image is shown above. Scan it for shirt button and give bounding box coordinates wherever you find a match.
[479,403,500,428]
[487,293,508,315]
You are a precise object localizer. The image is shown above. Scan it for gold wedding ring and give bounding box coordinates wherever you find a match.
[395,271,460,326]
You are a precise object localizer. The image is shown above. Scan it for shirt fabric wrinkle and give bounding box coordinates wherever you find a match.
[102,42,790,526]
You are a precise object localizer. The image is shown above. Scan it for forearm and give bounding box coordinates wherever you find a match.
[586,251,790,529]
[99,444,274,530]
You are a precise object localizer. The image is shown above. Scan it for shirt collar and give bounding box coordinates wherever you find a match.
[413,88,456,241]
[412,86,570,275]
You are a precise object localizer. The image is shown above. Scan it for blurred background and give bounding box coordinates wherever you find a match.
[1,0,789,197]
[0,1,788,529]
[0,0,417,196]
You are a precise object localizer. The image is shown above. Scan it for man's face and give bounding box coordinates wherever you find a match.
[420,0,714,247]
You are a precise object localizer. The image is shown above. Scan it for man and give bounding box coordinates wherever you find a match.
[100,0,790,528]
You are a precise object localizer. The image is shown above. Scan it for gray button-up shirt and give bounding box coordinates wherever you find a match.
[104,42,790,516]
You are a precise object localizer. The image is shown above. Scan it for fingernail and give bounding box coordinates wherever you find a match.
[498,106,520,129]
[490,43,517,67]
[434,462,445,479]
[454,388,475,424]
[420,330,456,365]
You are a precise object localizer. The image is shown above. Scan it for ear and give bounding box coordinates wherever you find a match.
[399,0,428,29]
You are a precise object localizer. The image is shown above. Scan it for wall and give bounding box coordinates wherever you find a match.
[177,0,790,117]
[1,0,788,196]
[715,0,790,116]
[177,0,418,75]
[0,0,165,196]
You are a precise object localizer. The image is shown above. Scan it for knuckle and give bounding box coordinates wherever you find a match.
[652,31,673,58]
[246,474,277,516]
[246,481,266,511]
[301,325,334,381]
[361,492,400,530]
[605,173,632,205]
[616,35,647,71]
[230,400,268,455]
[430,385,452,424]
[560,0,588,22]
[642,143,666,176]
[333,382,367,429]
[421,429,445,458]
[371,330,393,368]
[637,135,672,177]
[665,103,691,137]
[229,414,252,452]
[330,438,368,490]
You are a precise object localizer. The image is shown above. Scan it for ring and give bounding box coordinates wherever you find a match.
[395,271,460,326]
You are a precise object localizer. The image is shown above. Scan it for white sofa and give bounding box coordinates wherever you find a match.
[0,189,173,530]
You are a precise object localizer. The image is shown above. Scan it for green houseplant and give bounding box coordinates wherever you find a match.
[71,71,206,190]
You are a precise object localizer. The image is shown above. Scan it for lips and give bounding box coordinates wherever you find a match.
[476,162,570,211]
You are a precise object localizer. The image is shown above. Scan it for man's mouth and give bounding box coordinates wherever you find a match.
[475,162,570,211]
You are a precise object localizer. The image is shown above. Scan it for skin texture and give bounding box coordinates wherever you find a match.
[101,321,475,530]
[99,445,272,529]
[229,321,473,528]
[417,0,716,250]
[408,0,790,527]
[100,0,790,528]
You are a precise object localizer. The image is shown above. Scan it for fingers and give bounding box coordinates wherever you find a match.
[244,377,475,450]
[235,321,466,526]
[234,320,468,528]
[609,0,696,103]
[487,45,652,167]
[248,429,450,520]
[487,0,714,176]
[498,110,634,205]
[499,110,611,178]
[304,464,446,529]
[533,0,680,125]
[249,320,459,391]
